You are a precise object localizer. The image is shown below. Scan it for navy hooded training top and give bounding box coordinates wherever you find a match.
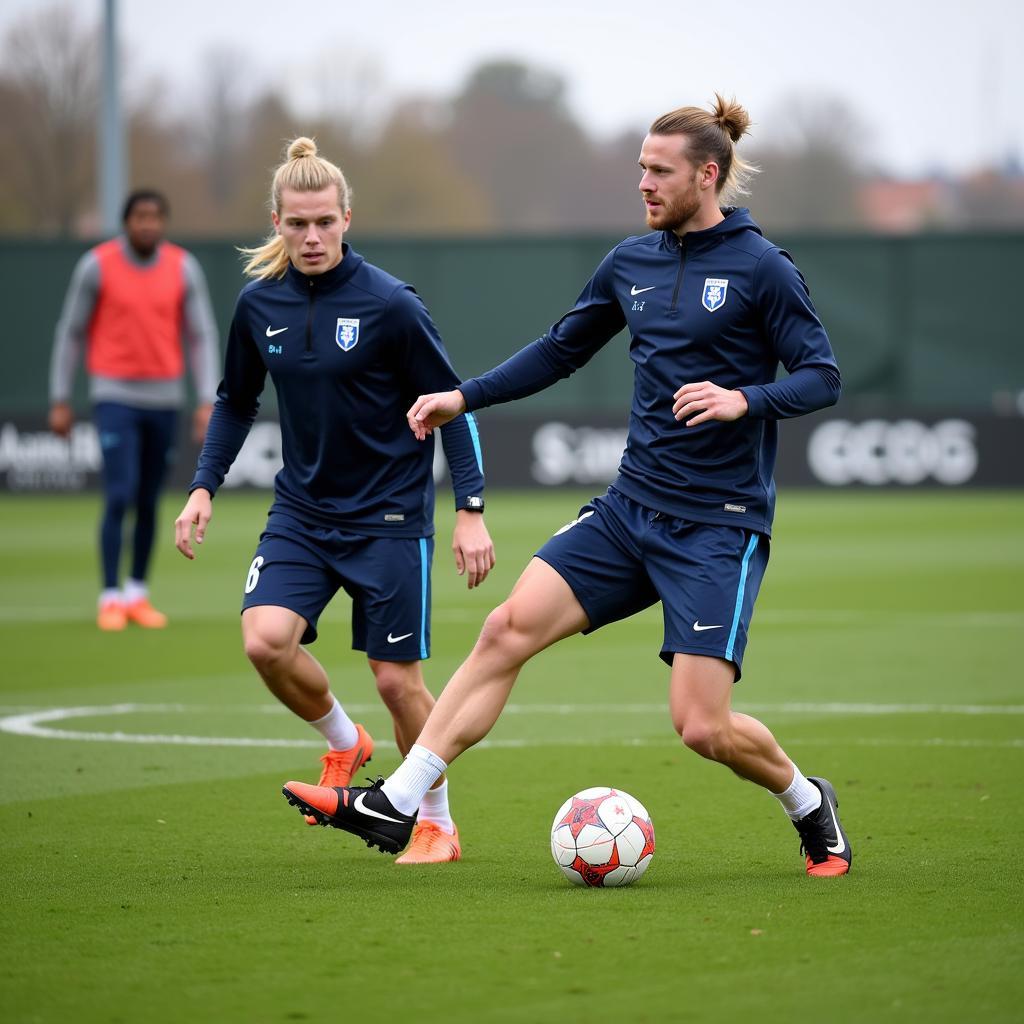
[458,208,839,535]
[191,245,484,537]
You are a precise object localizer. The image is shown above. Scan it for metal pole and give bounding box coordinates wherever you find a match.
[98,0,126,235]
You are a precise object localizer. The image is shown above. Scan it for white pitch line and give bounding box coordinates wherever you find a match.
[0,703,1021,751]
[6,700,1022,716]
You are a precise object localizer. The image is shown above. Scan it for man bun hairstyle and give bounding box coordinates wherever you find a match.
[240,136,353,280]
[649,93,758,205]
[711,94,752,143]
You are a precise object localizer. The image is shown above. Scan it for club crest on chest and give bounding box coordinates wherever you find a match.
[336,317,360,351]
[702,278,729,312]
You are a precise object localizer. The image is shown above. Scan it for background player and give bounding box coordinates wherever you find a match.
[50,189,220,631]
[283,96,853,877]
[176,138,493,864]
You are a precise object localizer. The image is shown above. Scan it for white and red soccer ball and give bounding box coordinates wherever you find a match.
[550,787,655,887]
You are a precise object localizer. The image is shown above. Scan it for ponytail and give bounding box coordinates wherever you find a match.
[649,94,758,204]
[239,137,352,280]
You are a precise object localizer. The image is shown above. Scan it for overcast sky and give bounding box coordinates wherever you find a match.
[2,0,1021,176]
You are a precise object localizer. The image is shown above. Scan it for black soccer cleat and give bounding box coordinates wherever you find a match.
[793,776,852,876]
[281,776,416,855]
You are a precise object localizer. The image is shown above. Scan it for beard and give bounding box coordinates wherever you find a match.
[644,184,702,233]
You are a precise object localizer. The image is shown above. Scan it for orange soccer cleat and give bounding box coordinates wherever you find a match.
[282,776,415,854]
[794,777,852,877]
[97,599,127,631]
[303,724,374,825]
[124,597,168,629]
[395,821,461,865]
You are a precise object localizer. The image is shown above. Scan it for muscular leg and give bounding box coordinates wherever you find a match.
[668,653,794,792]
[368,658,435,758]
[415,558,591,765]
[369,659,450,825]
[242,605,333,721]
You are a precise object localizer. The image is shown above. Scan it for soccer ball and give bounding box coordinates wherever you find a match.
[550,787,655,887]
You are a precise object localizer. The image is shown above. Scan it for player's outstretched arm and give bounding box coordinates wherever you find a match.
[406,389,467,441]
[452,511,496,589]
[672,381,749,426]
[174,488,213,560]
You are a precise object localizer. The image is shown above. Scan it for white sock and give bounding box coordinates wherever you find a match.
[307,697,359,751]
[123,578,147,603]
[99,588,122,607]
[417,778,454,833]
[773,765,822,821]
[382,743,447,816]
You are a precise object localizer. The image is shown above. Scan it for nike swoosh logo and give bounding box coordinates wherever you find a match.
[693,621,724,632]
[354,792,406,824]
[387,631,414,644]
[630,285,656,296]
[822,791,846,855]
[265,326,289,337]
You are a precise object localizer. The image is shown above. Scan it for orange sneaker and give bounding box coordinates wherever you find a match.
[304,724,374,825]
[124,597,168,629]
[394,821,461,865]
[97,599,127,631]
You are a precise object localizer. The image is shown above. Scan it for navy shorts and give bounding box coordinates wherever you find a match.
[535,488,770,679]
[241,511,433,661]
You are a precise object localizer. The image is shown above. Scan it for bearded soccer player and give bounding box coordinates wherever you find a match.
[283,97,851,877]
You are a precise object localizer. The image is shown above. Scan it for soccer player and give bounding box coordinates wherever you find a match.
[50,189,220,631]
[175,138,493,864]
[283,97,853,877]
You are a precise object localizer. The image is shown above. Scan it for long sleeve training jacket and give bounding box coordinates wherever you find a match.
[191,245,484,537]
[458,208,839,535]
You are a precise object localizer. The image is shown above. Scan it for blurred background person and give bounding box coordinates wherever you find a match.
[49,189,220,631]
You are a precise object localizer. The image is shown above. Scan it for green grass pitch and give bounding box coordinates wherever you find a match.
[1,489,1021,1023]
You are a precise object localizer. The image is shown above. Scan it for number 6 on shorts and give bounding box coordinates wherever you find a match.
[245,555,265,594]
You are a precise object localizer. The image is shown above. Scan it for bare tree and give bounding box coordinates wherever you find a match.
[0,4,98,235]
[747,94,869,231]
[188,49,250,210]
[448,60,595,231]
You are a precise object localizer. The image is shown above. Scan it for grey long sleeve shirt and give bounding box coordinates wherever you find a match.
[49,238,220,409]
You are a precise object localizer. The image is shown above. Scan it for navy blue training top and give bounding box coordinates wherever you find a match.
[458,208,840,536]
[191,245,484,537]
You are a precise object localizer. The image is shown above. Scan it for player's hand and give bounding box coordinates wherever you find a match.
[192,402,213,444]
[452,510,495,589]
[672,381,748,426]
[407,389,467,441]
[174,488,213,560]
[49,402,73,438]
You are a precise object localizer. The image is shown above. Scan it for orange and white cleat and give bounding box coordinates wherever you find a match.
[395,821,461,865]
[97,599,127,632]
[124,597,168,629]
[304,724,374,825]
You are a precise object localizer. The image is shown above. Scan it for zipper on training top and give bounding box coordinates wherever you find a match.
[305,278,315,352]
[670,240,687,310]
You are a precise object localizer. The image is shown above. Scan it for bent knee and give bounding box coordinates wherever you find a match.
[474,602,536,662]
[678,719,733,762]
[243,627,296,672]
[477,603,513,647]
[368,660,423,708]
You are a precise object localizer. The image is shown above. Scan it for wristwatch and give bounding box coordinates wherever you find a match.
[459,495,485,512]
